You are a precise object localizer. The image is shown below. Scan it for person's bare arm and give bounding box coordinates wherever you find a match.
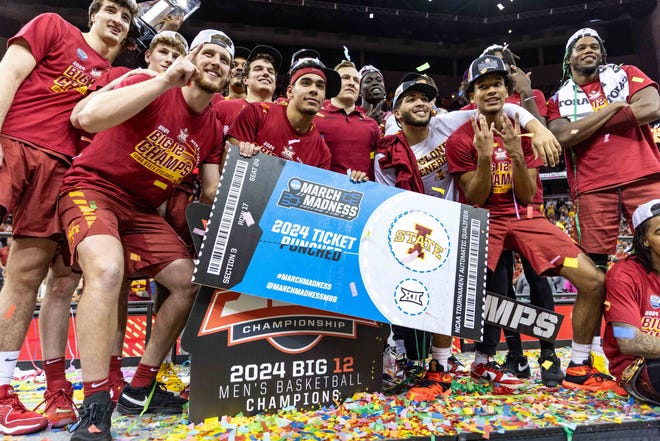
[628,86,660,126]
[548,101,626,148]
[0,40,37,168]
[198,163,220,205]
[77,45,201,133]
[612,322,660,359]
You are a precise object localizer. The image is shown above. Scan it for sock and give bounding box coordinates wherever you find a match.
[109,355,124,382]
[0,351,20,386]
[571,342,592,365]
[591,336,605,355]
[83,377,109,398]
[473,351,489,366]
[394,339,406,357]
[431,346,451,371]
[43,357,67,388]
[131,363,160,388]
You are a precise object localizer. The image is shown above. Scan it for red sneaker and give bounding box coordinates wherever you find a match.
[0,385,48,435]
[563,361,627,396]
[35,381,77,428]
[406,359,452,401]
[470,361,525,389]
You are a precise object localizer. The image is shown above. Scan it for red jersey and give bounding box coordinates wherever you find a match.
[228,102,331,169]
[314,100,380,179]
[61,75,223,209]
[213,98,248,136]
[2,13,114,158]
[446,119,543,216]
[603,257,660,382]
[462,89,548,118]
[547,65,660,196]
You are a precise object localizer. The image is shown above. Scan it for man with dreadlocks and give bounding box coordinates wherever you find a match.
[547,28,660,272]
[603,199,660,405]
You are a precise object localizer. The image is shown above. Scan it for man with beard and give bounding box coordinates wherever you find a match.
[0,0,137,435]
[314,60,380,179]
[226,46,249,99]
[547,28,660,277]
[215,45,282,135]
[58,29,231,440]
[375,77,556,398]
[359,65,388,130]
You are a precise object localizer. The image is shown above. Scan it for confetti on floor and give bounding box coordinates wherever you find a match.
[6,348,660,440]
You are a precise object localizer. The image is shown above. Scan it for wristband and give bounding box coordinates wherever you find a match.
[523,96,536,103]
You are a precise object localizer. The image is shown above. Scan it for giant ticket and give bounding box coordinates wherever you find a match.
[193,148,489,340]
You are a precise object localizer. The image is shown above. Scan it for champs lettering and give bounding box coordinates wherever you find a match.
[131,126,196,185]
[51,61,96,95]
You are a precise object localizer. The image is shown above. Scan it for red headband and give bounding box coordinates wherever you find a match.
[290,67,326,86]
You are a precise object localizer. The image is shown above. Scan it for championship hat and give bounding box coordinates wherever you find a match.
[391,80,437,109]
[466,55,508,88]
[632,199,660,230]
[565,28,603,51]
[190,29,235,59]
[246,45,283,72]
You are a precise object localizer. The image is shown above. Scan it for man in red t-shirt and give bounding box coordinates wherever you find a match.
[0,1,137,436]
[314,60,380,180]
[227,56,340,170]
[446,55,624,395]
[35,29,190,428]
[547,28,660,272]
[58,29,231,440]
[604,199,660,405]
[214,45,282,135]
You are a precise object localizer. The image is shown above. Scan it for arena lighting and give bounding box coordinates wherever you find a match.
[131,0,202,51]
[497,3,505,10]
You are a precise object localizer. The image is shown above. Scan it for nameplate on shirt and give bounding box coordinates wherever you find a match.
[193,147,489,340]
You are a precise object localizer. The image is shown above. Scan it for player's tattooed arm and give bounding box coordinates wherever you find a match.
[612,322,660,359]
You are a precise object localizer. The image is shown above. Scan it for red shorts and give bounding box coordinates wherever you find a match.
[58,188,191,277]
[576,178,660,254]
[488,214,583,276]
[0,136,69,238]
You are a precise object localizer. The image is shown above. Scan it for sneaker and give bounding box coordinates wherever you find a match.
[117,380,187,415]
[108,376,126,405]
[156,362,185,394]
[406,359,452,401]
[563,360,627,396]
[382,347,408,389]
[538,350,565,387]
[502,353,531,379]
[591,351,611,375]
[471,361,525,389]
[0,385,48,435]
[70,392,114,441]
[34,381,77,428]
[447,355,467,375]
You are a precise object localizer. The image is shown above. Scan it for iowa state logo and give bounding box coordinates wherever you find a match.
[198,290,378,354]
[388,210,451,273]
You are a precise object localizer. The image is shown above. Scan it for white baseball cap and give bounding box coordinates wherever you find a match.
[632,199,660,229]
[190,29,234,59]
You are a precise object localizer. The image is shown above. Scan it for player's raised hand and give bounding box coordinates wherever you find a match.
[494,113,522,155]
[162,43,202,88]
[472,114,494,158]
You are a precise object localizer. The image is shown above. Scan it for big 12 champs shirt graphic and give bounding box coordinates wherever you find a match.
[131,125,197,186]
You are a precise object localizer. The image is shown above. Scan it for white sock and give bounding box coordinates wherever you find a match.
[0,351,20,386]
[473,351,489,366]
[394,339,406,357]
[431,346,451,371]
[591,336,604,355]
[571,342,592,365]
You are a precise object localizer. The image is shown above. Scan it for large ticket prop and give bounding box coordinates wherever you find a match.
[194,148,489,340]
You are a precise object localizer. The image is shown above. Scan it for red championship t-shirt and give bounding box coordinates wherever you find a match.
[603,257,660,382]
[314,100,380,179]
[446,119,543,216]
[213,97,248,136]
[61,75,223,209]
[2,13,115,158]
[228,101,331,169]
[547,65,660,196]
